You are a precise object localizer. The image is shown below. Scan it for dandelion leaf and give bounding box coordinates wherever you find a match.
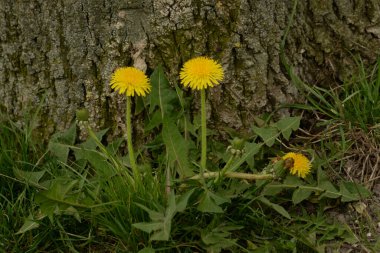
[339,182,371,202]
[16,214,41,234]
[48,123,76,163]
[275,116,301,140]
[149,65,177,117]
[252,126,278,147]
[162,118,193,178]
[258,196,291,219]
[13,168,46,188]
[292,188,313,204]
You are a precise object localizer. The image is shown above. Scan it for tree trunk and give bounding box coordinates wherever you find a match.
[1,0,379,139]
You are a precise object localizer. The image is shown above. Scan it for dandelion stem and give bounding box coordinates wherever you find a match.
[126,96,138,178]
[200,89,207,184]
[190,172,274,181]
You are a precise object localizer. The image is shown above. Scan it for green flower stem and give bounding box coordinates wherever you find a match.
[200,89,207,183]
[190,172,274,181]
[214,155,236,184]
[126,96,139,179]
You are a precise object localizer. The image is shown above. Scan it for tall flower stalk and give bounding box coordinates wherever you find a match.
[110,67,151,178]
[180,56,224,180]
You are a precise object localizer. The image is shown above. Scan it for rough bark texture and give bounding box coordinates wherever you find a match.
[1,0,379,139]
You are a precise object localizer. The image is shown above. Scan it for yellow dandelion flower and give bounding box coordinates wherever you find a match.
[282,152,311,178]
[110,67,151,97]
[180,56,224,90]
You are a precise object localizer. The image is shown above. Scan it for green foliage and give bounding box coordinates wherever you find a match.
[252,116,301,146]
[48,123,76,163]
[1,64,376,252]
[162,118,193,178]
[133,189,194,241]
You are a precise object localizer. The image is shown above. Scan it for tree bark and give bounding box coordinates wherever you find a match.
[1,0,379,139]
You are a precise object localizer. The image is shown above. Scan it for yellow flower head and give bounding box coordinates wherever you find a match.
[180,56,224,90]
[110,67,151,97]
[282,152,311,178]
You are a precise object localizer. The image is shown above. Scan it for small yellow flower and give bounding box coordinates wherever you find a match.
[282,152,311,178]
[110,67,151,97]
[180,56,224,90]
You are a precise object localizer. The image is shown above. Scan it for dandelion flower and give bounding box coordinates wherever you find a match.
[110,67,151,97]
[180,56,224,90]
[282,152,311,178]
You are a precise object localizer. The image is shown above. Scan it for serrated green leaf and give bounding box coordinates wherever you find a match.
[133,222,163,233]
[138,248,155,253]
[134,193,178,241]
[339,182,371,202]
[64,206,81,222]
[283,175,304,186]
[201,225,239,248]
[252,126,278,147]
[261,182,284,196]
[83,150,114,177]
[105,138,123,156]
[162,118,193,178]
[258,196,291,219]
[149,65,177,117]
[197,191,224,213]
[176,188,195,212]
[292,188,313,204]
[145,110,163,132]
[48,123,76,163]
[15,214,44,234]
[135,203,164,221]
[317,168,340,199]
[39,179,78,201]
[74,128,108,161]
[38,199,58,222]
[13,168,46,188]
[275,116,301,140]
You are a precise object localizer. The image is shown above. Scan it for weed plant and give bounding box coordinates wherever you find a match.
[1,62,373,252]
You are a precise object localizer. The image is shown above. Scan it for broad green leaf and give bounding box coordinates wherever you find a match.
[13,168,46,188]
[197,191,224,213]
[275,116,301,140]
[176,188,195,212]
[339,182,371,202]
[162,118,193,178]
[252,126,278,147]
[83,150,115,177]
[135,203,164,221]
[64,206,81,222]
[228,142,262,172]
[149,65,177,117]
[74,128,108,161]
[133,222,163,233]
[48,123,76,163]
[38,199,59,222]
[105,137,123,156]
[292,188,313,204]
[283,175,304,186]
[258,196,291,219]
[261,182,284,196]
[138,248,155,253]
[145,110,163,132]
[150,227,171,241]
[39,179,78,201]
[201,225,239,250]
[15,215,41,234]
[209,191,230,205]
[134,192,178,241]
[317,168,340,199]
